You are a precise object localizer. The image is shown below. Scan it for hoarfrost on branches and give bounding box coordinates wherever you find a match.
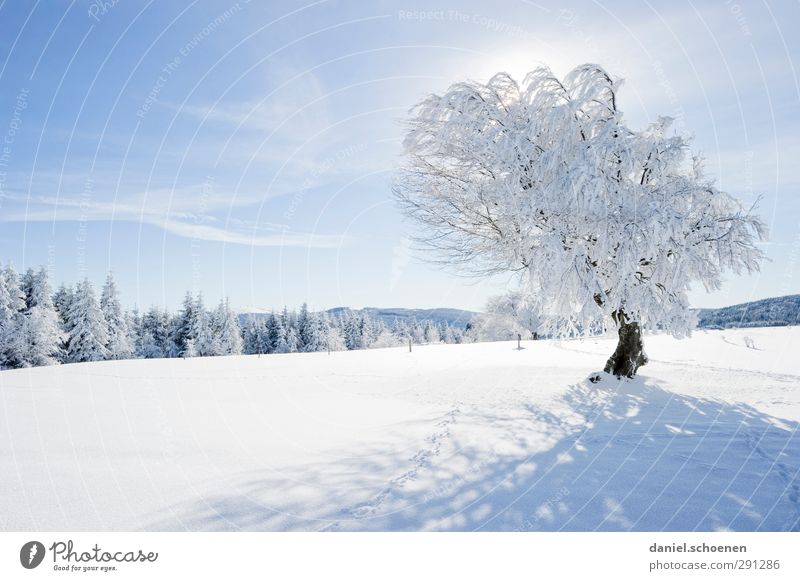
[395,64,767,342]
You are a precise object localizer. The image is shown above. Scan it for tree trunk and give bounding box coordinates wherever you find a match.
[604,311,647,378]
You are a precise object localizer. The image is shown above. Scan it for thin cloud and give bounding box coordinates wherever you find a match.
[0,193,348,249]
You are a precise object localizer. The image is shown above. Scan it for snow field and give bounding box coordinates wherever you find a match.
[1,326,798,531]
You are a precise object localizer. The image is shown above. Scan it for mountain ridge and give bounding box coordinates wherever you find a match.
[239,294,800,331]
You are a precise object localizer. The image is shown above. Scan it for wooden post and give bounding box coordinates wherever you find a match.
[408,338,412,353]
[517,333,521,350]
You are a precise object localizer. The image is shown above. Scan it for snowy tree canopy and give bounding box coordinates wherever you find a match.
[471,292,541,342]
[395,64,767,360]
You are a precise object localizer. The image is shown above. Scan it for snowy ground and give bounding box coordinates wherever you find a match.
[1,327,798,532]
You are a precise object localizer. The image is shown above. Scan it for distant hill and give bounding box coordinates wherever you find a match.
[326,307,475,328]
[239,295,800,332]
[695,295,800,329]
[239,306,476,329]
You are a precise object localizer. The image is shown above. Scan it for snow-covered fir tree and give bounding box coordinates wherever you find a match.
[52,284,74,320]
[270,313,290,354]
[0,266,22,369]
[0,264,27,368]
[212,298,242,355]
[127,308,142,356]
[171,292,198,357]
[192,294,220,357]
[285,324,300,354]
[243,316,271,355]
[138,306,170,358]
[297,303,323,352]
[65,279,109,363]
[18,267,64,366]
[100,272,133,360]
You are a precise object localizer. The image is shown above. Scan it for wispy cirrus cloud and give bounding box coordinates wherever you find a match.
[0,189,348,249]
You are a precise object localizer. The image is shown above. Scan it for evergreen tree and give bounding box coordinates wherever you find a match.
[297,304,323,352]
[65,279,109,363]
[0,267,21,368]
[192,294,219,357]
[171,292,198,357]
[0,264,26,368]
[100,272,133,359]
[52,284,74,320]
[18,267,64,366]
[52,283,75,361]
[270,312,289,354]
[21,268,36,310]
[285,325,300,353]
[140,306,169,358]
[243,316,269,355]
[296,303,310,351]
[213,298,243,355]
[127,308,142,357]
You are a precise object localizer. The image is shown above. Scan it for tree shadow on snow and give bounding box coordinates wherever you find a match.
[147,374,800,532]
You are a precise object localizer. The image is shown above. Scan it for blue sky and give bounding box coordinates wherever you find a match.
[0,0,798,311]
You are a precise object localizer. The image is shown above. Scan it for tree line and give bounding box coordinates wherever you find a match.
[0,262,468,371]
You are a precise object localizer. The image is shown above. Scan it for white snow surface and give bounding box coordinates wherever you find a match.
[1,327,798,532]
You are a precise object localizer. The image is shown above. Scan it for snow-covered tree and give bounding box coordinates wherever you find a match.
[21,268,36,310]
[183,338,197,358]
[410,322,426,345]
[243,316,265,355]
[139,306,170,358]
[171,292,198,357]
[269,313,289,354]
[395,64,766,376]
[441,324,457,344]
[18,267,64,366]
[65,279,109,363]
[341,311,366,350]
[138,330,162,359]
[423,320,441,344]
[52,283,75,360]
[213,298,242,355]
[297,303,324,352]
[192,294,219,357]
[470,292,541,342]
[127,308,142,356]
[0,264,27,368]
[371,327,403,348]
[53,284,74,320]
[320,314,347,351]
[285,324,300,353]
[0,266,21,368]
[100,272,133,359]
